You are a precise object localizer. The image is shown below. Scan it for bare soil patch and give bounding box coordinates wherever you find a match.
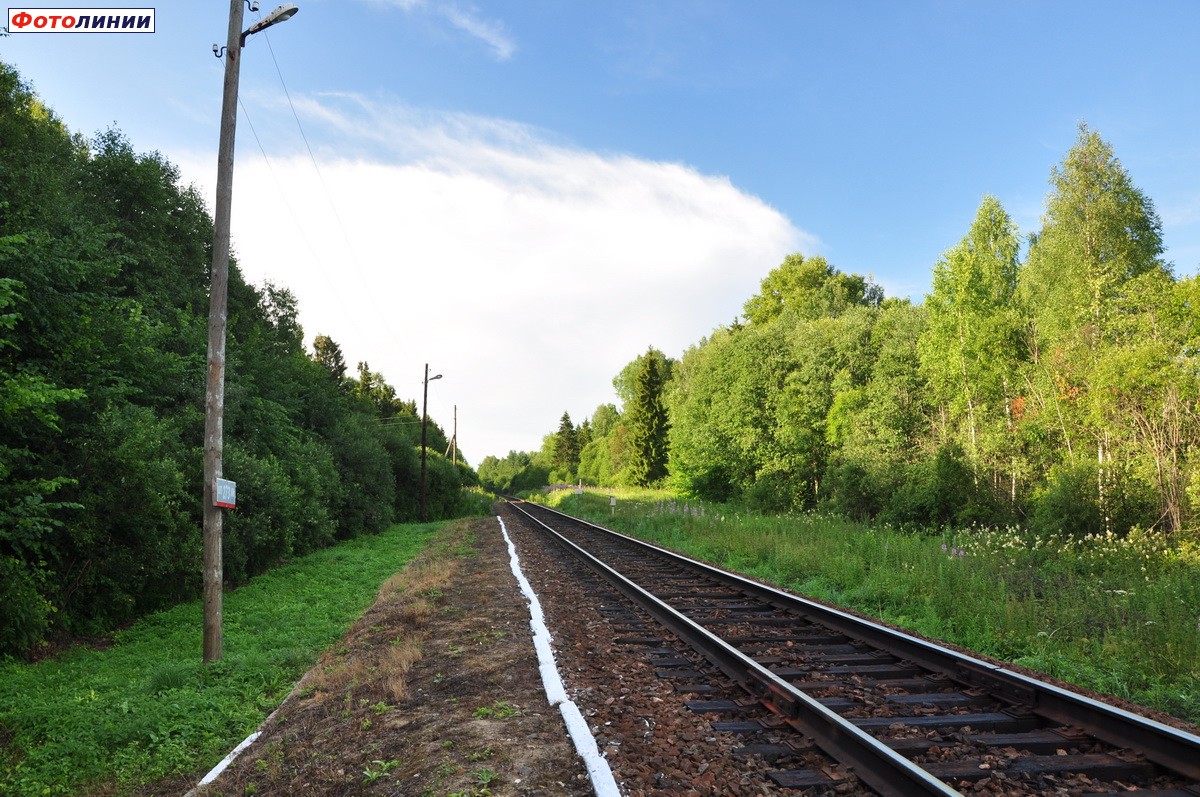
[190,517,591,796]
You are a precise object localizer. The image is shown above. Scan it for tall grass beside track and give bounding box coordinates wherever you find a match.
[0,522,443,796]
[543,488,1200,726]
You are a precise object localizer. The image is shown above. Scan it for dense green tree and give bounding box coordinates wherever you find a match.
[1020,125,1170,534]
[668,325,778,501]
[590,403,620,438]
[576,418,593,451]
[743,253,883,325]
[613,348,673,406]
[624,349,671,486]
[0,266,85,652]
[918,196,1026,502]
[478,450,549,495]
[312,334,348,383]
[551,411,579,477]
[1021,124,1166,356]
[822,301,947,521]
[1085,272,1200,533]
[577,437,613,486]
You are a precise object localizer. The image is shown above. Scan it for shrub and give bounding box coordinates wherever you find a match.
[678,463,736,503]
[0,556,51,659]
[1032,462,1157,537]
[745,470,798,514]
[326,416,395,538]
[223,445,301,584]
[822,460,884,520]
[880,446,993,529]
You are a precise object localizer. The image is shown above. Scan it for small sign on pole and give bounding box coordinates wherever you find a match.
[214,478,237,509]
[610,494,616,516]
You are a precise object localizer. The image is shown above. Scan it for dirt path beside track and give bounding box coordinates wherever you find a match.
[187,516,592,797]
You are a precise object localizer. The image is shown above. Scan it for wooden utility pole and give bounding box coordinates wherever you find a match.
[203,0,298,664]
[203,0,245,664]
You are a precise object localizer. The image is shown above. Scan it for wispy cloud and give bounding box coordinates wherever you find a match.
[368,0,516,60]
[440,4,515,60]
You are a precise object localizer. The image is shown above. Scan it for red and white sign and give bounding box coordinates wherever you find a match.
[214,478,237,509]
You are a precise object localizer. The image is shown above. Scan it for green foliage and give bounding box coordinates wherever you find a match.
[454,486,496,517]
[477,450,550,496]
[325,415,396,538]
[918,195,1024,501]
[0,61,478,657]
[1030,461,1158,538]
[879,445,1003,529]
[821,460,885,521]
[1022,123,1165,349]
[0,522,439,796]
[623,349,671,486]
[550,410,579,478]
[311,334,348,383]
[0,556,52,658]
[612,347,672,407]
[577,436,615,486]
[421,451,471,520]
[742,253,883,325]
[55,403,196,633]
[658,126,1197,536]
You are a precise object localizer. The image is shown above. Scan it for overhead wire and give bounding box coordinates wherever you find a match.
[234,8,443,420]
[235,95,365,340]
[258,25,408,357]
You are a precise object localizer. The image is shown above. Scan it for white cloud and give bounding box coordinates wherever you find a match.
[441,4,516,60]
[177,94,811,461]
[367,0,516,60]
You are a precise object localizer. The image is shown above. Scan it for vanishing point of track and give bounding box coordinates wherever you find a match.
[501,499,1200,797]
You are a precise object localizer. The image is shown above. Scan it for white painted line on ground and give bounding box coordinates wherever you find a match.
[196,731,261,788]
[497,514,622,797]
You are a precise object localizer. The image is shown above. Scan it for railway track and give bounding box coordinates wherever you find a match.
[501,499,1200,797]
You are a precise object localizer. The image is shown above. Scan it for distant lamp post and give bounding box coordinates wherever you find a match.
[420,364,443,522]
[203,0,299,665]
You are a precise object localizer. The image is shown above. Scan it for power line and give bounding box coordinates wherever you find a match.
[235,95,364,339]
[259,27,406,353]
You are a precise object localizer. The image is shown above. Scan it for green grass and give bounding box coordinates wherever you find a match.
[0,522,442,796]
[456,486,498,517]
[543,488,1200,725]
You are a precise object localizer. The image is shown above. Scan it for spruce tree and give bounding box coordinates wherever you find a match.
[625,350,670,485]
[552,411,578,473]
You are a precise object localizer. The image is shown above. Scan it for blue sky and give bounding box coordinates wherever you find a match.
[4,1,1199,461]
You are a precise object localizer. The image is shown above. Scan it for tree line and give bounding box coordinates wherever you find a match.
[0,62,477,658]
[486,124,1199,540]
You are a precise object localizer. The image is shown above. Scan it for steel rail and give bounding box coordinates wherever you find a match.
[514,500,1200,783]
[506,500,963,797]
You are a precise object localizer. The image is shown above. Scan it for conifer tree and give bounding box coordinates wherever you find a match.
[624,350,670,485]
[552,411,578,473]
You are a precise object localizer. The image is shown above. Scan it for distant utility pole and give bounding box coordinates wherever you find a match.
[420,364,442,522]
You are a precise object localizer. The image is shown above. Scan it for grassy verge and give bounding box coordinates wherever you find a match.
[0,522,442,796]
[542,488,1200,726]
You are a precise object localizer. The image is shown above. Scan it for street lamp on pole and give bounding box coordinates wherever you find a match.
[203,0,298,665]
[420,364,443,522]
